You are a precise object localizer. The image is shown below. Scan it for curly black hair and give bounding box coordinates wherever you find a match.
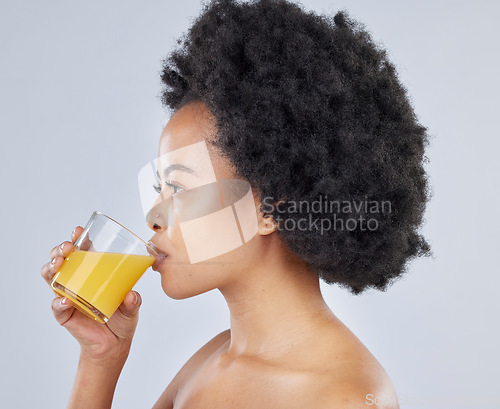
[160,0,432,295]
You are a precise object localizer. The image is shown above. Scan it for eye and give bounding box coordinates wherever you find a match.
[153,181,185,196]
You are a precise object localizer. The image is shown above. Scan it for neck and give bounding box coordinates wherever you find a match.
[218,235,338,361]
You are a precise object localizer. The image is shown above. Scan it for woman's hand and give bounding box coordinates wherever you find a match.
[41,226,142,362]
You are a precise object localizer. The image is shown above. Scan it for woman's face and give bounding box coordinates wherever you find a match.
[147,101,266,299]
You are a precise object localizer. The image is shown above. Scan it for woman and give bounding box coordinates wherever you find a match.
[41,0,431,408]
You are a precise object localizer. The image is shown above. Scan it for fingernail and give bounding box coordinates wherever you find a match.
[50,258,56,265]
[133,291,138,304]
[60,243,65,252]
[60,297,67,306]
[72,228,76,236]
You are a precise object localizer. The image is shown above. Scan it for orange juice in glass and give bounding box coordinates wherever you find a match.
[50,211,157,323]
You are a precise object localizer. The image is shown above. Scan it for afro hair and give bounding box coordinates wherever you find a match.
[160,0,432,295]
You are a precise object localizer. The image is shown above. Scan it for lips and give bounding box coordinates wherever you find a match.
[152,255,168,271]
[147,241,168,271]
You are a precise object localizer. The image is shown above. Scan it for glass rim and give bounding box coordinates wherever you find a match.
[88,211,158,256]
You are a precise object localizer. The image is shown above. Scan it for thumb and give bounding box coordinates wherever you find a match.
[118,290,141,317]
[106,291,142,339]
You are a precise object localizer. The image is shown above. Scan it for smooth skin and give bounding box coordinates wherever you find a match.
[41,227,143,408]
[42,101,399,409]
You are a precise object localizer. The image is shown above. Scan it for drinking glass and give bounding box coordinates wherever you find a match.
[50,211,157,323]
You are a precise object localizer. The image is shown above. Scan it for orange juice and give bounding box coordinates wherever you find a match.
[51,250,154,322]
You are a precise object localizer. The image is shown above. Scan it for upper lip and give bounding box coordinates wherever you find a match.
[147,241,168,258]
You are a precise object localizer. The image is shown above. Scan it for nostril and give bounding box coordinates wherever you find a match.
[153,223,161,230]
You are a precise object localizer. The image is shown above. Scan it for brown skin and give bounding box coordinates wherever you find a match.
[41,100,399,409]
[41,227,144,408]
[149,101,399,409]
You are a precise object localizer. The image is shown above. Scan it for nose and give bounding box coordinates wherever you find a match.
[146,194,175,233]
[146,207,168,232]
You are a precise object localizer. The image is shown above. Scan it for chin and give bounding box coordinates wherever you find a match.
[159,273,213,300]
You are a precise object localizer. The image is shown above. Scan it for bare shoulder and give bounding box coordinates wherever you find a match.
[304,321,400,409]
[152,329,231,409]
[312,366,400,409]
[302,364,399,409]
[329,353,398,406]
[314,381,400,409]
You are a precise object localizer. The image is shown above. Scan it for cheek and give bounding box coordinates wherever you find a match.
[158,238,260,299]
[165,178,258,266]
[165,224,192,264]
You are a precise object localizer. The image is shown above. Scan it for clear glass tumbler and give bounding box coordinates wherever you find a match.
[50,211,157,323]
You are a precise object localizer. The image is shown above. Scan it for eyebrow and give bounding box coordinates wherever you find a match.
[156,164,197,180]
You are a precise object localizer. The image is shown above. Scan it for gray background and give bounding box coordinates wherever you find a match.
[1,0,499,408]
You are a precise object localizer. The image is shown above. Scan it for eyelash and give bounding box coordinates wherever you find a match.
[153,181,184,195]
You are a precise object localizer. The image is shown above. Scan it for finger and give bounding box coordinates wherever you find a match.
[71,226,93,251]
[49,241,76,260]
[71,226,84,244]
[48,243,61,259]
[48,226,83,261]
[79,234,94,251]
[51,296,75,326]
[41,256,63,284]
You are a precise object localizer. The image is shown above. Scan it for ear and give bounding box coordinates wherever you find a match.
[255,199,280,236]
[257,211,278,236]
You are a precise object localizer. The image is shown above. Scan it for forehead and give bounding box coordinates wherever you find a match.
[158,101,239,180]
[159,102,215,154]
